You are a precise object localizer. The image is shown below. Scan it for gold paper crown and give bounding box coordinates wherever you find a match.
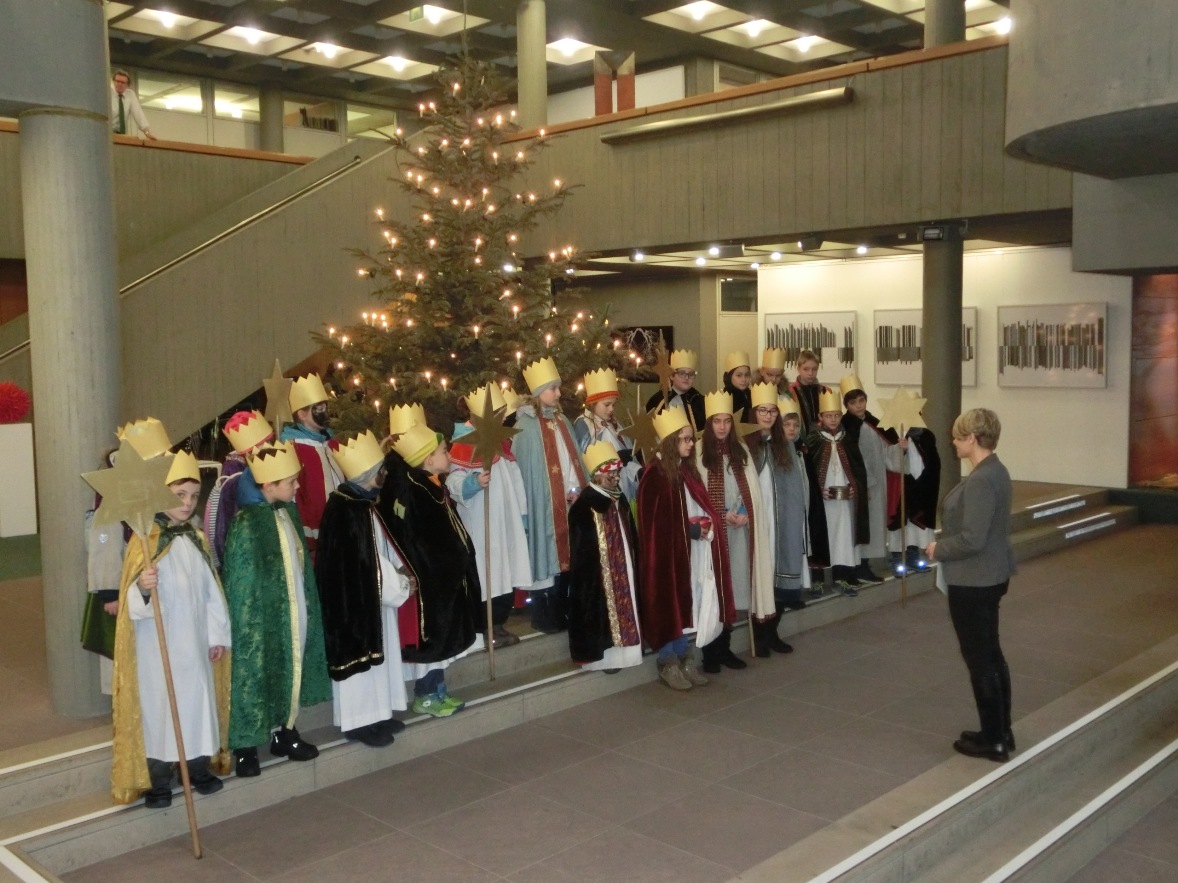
[388,402,427,437]
[669,349,698,371]
[761,347,787,371]
[463,384,506,417]
[522,356,560,393]
[652,405,690,442]
[223,410,274,453]
[248,441,301,484]
[116,418,171,460]
[331,430,384,481]
[165,450,201,485]
[582,440,621,476]
[724,351,751,373]
[818,388,843,414]
[392,421,442,468]
[502,387,522,416]
[582,367,619,402]
[839,373,866,400]
[289,373,329,413]
[778,396,801,419]
[749,382,779,409]
[704,390,734,418]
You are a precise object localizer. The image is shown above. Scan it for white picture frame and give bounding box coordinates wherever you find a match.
[996,302,1108,389]
[873,307,978,387]
[763,311,856,385]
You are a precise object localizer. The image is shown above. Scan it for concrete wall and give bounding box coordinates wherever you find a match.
[758,247,1132,487]
[0,129,300,260]
[525,44,1071,256]
[1072,172,1178,274]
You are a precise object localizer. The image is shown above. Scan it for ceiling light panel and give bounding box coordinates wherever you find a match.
[546,38,608,65]
[277,42,380,70]
[757,35,853,63]
[111,8,223,41]
[201,26,303,56]
[704,19,802,49]
[349,56,441,81]
[644,2,748,35]
[378,5,489,38]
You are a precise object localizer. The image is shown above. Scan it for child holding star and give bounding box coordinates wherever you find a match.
[108,419,232,808]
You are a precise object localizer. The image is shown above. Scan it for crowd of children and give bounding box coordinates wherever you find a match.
[94,347,936,807]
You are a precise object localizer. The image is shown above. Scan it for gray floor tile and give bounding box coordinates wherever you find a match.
[435,720,604,785]
[699,693,860,745]
[534,691,685,748]
[618,720,785,781]
[1067,846,1178,883]
[62,837,255,883]
[508,826,731,883]
[797,714,954,779]
[279,830,501,883]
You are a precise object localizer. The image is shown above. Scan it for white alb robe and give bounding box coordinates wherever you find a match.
[128,535,231,760]
[446,454,533,599]
[821,433,858,567]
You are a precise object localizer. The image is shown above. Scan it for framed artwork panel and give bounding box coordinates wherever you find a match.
[996,303,1107,388]
[873,307,978,387]
[763,311,856,385]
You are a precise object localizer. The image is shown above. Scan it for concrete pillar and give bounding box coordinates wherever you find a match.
[924,0,966,47]
[516,0,547,128]
[683,57,717,97]
[9,1,121,717]
[259,84,284,153]
[921,226,964,502]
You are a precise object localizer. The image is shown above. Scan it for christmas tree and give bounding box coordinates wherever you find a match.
[317,56,626,437]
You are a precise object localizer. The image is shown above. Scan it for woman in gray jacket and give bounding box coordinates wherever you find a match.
[927,409,1016,762]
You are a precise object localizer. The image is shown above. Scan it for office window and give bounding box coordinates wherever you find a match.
[215,85,259,121]
[136,71,203,114]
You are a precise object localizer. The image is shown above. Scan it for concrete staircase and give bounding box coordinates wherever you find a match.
[0,485,1152,880]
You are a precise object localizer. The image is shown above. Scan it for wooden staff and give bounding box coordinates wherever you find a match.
[483,469,496,681]
[139,534,202,859]
[898,422,908,609]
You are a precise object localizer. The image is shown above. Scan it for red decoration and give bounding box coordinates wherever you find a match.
[0,382,30,423]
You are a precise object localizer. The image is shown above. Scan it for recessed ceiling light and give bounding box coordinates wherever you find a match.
[695,256,707,266]
[751,262,761,269]
[856,245,868,255]
[746,19,770,37]
[995,17,1012,35]
[708,246,720,256]
[796,35,817,53]
[771,251,782,260]
[386,56,408,71]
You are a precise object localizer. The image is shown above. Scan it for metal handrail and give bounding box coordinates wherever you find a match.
[0,339,29,366]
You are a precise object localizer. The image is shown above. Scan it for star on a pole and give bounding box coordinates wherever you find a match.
[82,439,180,540]
[735,419,763,440]
[263,359,294,429]
[621,405,661,464]
[877,386,928,436]
[651,334,674,398]
[467,383,519,470]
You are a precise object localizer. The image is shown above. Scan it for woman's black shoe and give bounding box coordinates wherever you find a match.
[961,728,1016,752]
[719,650,748,670]
[271,727,319,761]
[953,733,1009,763]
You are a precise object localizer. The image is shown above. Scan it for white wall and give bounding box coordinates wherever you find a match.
[548,65,685,125]
[758,247,1132,487]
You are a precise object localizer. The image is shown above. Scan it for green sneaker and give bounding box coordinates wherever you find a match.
[412,694,457,718]
[436,685,466,712]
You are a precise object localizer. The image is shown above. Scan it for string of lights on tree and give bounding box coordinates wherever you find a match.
[316,56,632,436]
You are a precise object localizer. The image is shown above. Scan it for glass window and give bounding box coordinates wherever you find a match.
[721,278,757,313]
[347,103,399,140]
[136,71,203,114]
[285,98,339,131]
[214,84,259,121]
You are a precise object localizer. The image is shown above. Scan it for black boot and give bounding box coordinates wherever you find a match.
[766,614,793,654]
[751,619,771,658]
[700,633,724,674]
[271,726,319,761]
[143,758,174,808]
[954,671,1009,762]
[717,628,747,670]
[186,756,223,795]
[234,746,260,777]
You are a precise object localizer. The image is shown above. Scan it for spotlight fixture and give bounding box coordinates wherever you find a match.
[796,234,824,251]
[751,262,761,270]
[708,246,720,257]
[630,250,645,262]
[856,245,868,255]
[694,256,707,266]
[707,243,745,259]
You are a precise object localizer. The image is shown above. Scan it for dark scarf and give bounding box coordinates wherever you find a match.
[817,430,858,498]
[600,497,640,647]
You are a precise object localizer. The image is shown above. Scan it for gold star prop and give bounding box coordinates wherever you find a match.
[467,383,520,470]
[263,359,294,429]
[877,387,928,435]
[651,334,674,398]
[621,405,662,464]
[82,439,180,539]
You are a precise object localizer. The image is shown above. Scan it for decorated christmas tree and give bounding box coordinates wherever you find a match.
[318,56,626,437]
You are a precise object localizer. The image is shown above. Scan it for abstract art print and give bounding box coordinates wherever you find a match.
[996,303,1107,388]
[874,307,978,387]
[763,311,856,384]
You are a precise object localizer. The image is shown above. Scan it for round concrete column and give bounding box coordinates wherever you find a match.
[10,0,121,717]
[924,0,966,47]
[921,227,964,502]
[516,0,547,129]
[259,85,284,153]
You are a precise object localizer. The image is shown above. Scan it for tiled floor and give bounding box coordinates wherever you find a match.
[58,523,1178,882]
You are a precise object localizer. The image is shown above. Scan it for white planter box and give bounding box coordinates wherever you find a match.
[0,423,37,537]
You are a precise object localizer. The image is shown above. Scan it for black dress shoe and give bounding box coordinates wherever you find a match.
[719,651,748,670]
[769,636,794,654]
[962,729,1016,752]
[234,748,260,778]
[784,599,807,611]
[701,658,722,674]
[953,733,1009,763]
[345,723,396,748]
[378,717,407,736]
[188,770,224,795]
[271,727,319,761]
[143,786,172,808]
